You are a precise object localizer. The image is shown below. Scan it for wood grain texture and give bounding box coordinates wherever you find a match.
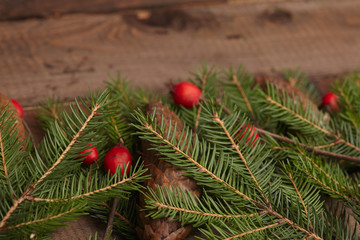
[1,0,360,109]
[0,0,226,20]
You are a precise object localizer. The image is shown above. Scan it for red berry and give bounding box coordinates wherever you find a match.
[104,144,132,175]
[235,125,259,147]
[321,92,339,112]
[77,144,98,164]
[172,81,201,108]
[10,99,24,118]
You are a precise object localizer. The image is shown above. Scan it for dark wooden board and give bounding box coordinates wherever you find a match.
[1,0,360,107]
[0,0,226,20]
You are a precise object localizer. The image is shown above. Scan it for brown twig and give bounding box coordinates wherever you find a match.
[104,198,119,240]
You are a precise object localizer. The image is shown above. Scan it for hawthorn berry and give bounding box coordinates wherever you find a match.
[10,99,24,118]
[104,144,132,175]
[235,125,259,147]
[172,81,201,108]
[77,144,98,164]
[321,92,339,112]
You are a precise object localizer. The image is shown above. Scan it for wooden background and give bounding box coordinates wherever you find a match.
[1,0,360,239]
[1,0,360,109]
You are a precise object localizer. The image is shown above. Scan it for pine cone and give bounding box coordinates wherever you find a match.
[0,93,26,142]
[137,101,201,240]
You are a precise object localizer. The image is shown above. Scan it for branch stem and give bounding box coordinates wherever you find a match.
[104,198,119,240]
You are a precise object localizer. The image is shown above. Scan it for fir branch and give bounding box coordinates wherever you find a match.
[154,202,265,219]
[0,131,11,196]
[266,96,331,135]
[304,170,352,202]
[139,107,324,239]
[222,221,282,240]
[115,81,133,109]
[232,74,255,121]
[212,113,266,202]
[287,172,314,231]
[217,97,360,162]
[142,122,255,203]
[257,128,360,163]
[0,102,101,228]
[266,209,323,240]
[110,117,122,142]
[0,208,77,232]
[195,74,207,131]
[314,141,343,149]
[35,103,101,188]
[25,173,140,202]
[338,87,354,113]
[265,95,360,153]
[298,151,356,200]
[0,187,32,228]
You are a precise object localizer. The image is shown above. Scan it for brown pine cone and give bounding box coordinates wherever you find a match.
[0,93,26,142]
[137,101,201,240]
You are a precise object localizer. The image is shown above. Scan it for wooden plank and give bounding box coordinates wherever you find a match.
[0,0,226,21]
[1,0,360,108]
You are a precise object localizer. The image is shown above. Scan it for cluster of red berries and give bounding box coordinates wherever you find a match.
[77,143,132,176]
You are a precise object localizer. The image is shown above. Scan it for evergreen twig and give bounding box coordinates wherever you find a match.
[218,100,360,163]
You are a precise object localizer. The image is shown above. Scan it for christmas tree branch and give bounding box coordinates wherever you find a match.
[0,187,32,228]
[266,209,322,240]
[0,208,77,232]
[0,103,101,228]
[33,103,101,189]
[223,221,282,240]
[338,87,354,112]
[212,113,267,202]
[219,99,360,162]
[266,96,331,135]
[115,81,133,109]
[142,111,323,239]
[304,170,352,202]
[154,202,265,219]
[0,131,11,196]
[287,172,314,231]
[26,173,139,202]
[111,117,122,141]
[266,96,360,153]
[257,128,360,163]
[212,112,323,239]
[143,122,256,203]
[298,150,358,202]
[195,74,207,131]
[232,74,255,121]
